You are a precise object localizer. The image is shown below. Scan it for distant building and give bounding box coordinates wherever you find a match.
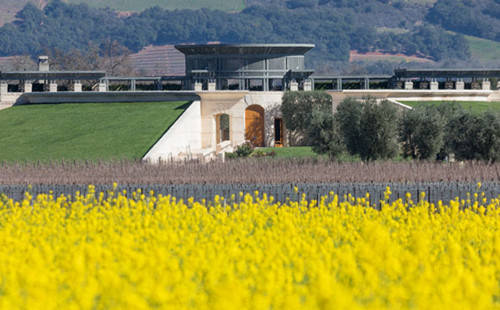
[175,44,315,91]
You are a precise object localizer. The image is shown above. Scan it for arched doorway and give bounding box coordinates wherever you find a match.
[216,113,230,144]
[245,105,265,147]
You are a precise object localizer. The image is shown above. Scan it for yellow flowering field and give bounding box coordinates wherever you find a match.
[0,186,498,309]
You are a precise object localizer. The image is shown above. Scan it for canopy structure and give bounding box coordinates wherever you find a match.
[175,43,316,91]
[175,44,315,56]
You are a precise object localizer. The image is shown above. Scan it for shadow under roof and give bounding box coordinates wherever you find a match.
[0,71,106,80]
[175,44,315,55]
[395,69,500,78]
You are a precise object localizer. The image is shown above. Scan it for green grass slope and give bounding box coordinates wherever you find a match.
[465,35,500,63]
[0,101,189,162]
[401,101,500,114]
[66,0,245,12]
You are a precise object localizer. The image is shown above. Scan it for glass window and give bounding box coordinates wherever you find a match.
[222,58,243,71]
[286,56,304,70]
[268,57,285,70]
[246,58,265,70]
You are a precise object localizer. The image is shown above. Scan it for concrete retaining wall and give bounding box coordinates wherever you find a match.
[328,90,496,105]
[15,91,200,105]
[143,101,202,162]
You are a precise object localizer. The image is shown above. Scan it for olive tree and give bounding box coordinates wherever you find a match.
[399,105,445,160]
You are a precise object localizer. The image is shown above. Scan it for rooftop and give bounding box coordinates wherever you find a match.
[175,44,315,56]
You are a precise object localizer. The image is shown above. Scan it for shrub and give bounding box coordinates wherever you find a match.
[249,150,276,158]
[399,105,445,160]
[226,143,254,159]
[307,108,345,159]
[335,97,363,155]
[334,97,399,161]
[358,99,399,161]
[281,91,333,145]
[446,111,500,162]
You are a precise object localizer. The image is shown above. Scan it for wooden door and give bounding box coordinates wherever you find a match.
[245,105,265,147]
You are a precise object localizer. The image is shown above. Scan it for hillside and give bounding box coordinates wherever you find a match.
[0,101,189,161]
[0,0,244,25]
[0,0,34,26]
[67,0,245,12]
[0,0,498,72]
[465,35,500,64]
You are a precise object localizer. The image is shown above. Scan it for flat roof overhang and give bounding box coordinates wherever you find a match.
[103,77,162,81]
[311,74,393,80]
[175,44,315,56]
[395,69,500,79]
[0,71,106,80]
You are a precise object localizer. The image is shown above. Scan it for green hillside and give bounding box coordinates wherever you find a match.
[0,0,244,25]
[66,0,245,12]
[0,101,189,162]
[465,35,500,63]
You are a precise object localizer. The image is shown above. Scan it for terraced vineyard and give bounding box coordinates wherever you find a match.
[1,160,499,204]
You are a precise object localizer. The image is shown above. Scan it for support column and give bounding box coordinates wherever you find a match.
[337,78,342,91]
[194,81,203,91]
[72,81,82,92]
[0,82,8,95]
[456,79,465,90]
[364,78,370,90]
[404,81,414,90]
[0,82,7,103]
[49,82,58,92]
[24,81,33,93]
[98,83,107,92]
[430,79,439,90]
[208,80,216,91]
[482,79,491,90]
[303,79,312,91]
[497,81,500,90]
[131,79,136,92]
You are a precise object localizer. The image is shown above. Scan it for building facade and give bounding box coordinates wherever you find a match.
[175,44,315,91]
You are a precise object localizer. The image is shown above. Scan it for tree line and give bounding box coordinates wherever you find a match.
[427,0,500,42]
[282,92,500,162]
[0,0,471,69]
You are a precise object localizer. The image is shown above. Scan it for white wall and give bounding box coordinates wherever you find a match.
[143,100,202,161]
